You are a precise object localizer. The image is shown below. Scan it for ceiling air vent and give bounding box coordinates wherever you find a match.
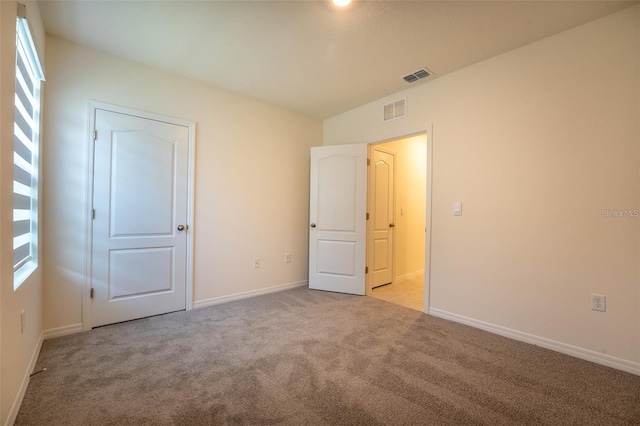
[383,98,406,122]
[403,68,431,83]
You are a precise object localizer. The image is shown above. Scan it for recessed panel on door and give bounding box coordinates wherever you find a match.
[374,161,390,230]
[109,247,174,299]
[374,239,389,271]
[110,132,175,238]
[318,155,357,232]
[317,240,356,277]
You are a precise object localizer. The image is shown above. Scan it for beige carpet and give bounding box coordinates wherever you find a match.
[16,287,640,425]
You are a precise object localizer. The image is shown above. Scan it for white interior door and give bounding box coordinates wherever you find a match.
[309,144,368,295]
[369,147,395,288]
[92,109,189,327]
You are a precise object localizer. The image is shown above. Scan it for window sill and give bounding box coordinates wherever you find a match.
[14,261,38,290]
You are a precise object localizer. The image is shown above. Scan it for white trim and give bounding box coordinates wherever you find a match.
[394,269,424,283]
[194,281,308,310]
[83,103,96,331]
[424,125,433,314]
[84,100,196,331]
[185,115,196,311]
[43,323,83,340]
[429,308,640,377]
[5,332,43,426]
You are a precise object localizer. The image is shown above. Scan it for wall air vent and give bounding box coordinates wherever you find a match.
[383,98,406,122]
[403,67,432,83]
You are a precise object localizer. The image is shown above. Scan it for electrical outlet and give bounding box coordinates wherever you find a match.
[253,258,261,269]
[284,253,291,263]
[21,310,26,334]
[591,294,606,312]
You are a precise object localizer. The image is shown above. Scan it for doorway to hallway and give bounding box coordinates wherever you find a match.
[367,134,427,312]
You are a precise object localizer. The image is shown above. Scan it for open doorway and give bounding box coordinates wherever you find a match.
[368,134,427,311]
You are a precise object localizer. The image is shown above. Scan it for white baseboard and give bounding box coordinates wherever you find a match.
[5,332,44,426]
[429,308,640,377]
[43,323,83,340]
[193,280,308,309]
[395,270,424,283]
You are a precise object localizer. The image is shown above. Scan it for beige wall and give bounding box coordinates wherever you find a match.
[376,135,427,280]
[0,1,46,424]
[42,37,322,331]
[325,6,640,370]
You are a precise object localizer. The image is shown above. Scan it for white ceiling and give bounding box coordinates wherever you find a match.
[38,0,638,119]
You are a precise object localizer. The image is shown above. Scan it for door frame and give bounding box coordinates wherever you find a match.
[366,125,433,313]
[82,100,196,331]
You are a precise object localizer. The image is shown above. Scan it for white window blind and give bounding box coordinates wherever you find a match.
[14,7,44,289]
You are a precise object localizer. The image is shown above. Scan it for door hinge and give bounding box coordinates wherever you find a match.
[365,266,369,274]
[366,212,369,220]
[92,209,96,219]
[367,159,370,166]
[90,288,94,299]
[94,129,98,141]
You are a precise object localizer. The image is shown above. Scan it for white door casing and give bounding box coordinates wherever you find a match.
[91,107,192,327]
[309,144,368,295]
[368,146,395,288]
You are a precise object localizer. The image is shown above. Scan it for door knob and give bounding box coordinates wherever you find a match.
[310,223,316,228]
[177,224,185,231]
[389,223,395,228]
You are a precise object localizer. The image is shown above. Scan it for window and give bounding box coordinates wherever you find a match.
[13,8,44,289]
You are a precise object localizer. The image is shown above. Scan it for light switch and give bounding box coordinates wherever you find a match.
[453,202,462,216]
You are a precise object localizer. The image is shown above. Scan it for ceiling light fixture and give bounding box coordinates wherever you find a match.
[333,0,351,7]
